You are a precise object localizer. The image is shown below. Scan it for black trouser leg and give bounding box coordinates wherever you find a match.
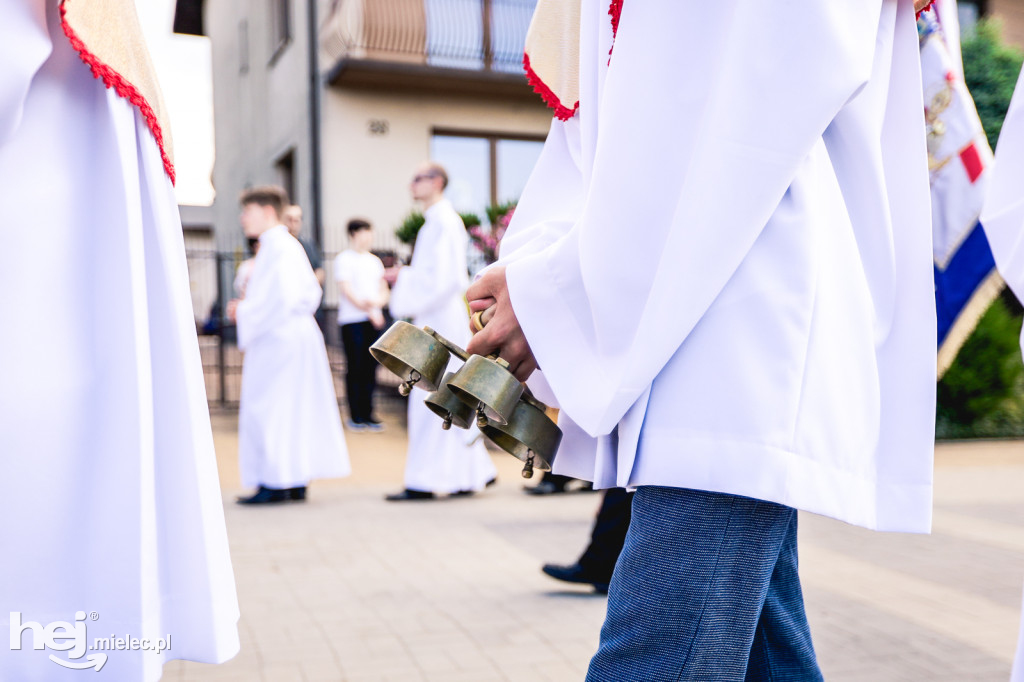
[577,488,634,582]
[541,471,575,490]
[341,321,379,422]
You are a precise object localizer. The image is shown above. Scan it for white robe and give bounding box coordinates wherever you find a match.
[978,63,1024,682]
[500,0,935,532]
[0,1,239,678]
[390,199,497,493]
[237,225,350,488]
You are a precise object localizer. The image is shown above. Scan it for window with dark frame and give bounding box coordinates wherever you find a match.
[429,130,545,223]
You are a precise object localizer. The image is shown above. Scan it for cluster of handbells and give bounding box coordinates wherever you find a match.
[369,321,562,478]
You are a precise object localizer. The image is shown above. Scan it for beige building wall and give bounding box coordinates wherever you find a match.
[205,0,325,250]
[319,87,552,305]
[989,0,1024,47]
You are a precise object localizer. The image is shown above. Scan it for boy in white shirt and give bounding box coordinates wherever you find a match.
[334,219,389,431]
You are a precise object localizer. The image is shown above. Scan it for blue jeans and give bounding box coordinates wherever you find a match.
[587,487,823,681]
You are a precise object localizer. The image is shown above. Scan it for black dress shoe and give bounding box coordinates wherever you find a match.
[237,486,289,505]
[288,486,307,502]
[541,563,611,593]
[385,488,436,501]
[525,480,565,496]
[451,477,498,497]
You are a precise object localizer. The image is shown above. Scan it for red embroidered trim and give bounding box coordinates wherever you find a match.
[608,0,623,60]
[916,1,935,18]
[59,2,176,185]
[523,53,579,121]
[609,0,623,38]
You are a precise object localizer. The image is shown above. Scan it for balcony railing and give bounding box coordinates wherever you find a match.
[321,0,537,77]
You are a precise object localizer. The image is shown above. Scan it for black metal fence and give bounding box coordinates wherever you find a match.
[187,248,404,410]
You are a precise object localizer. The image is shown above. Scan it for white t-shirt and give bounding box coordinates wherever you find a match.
[334,249,385,325]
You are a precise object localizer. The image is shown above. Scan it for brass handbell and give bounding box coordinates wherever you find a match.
[478,393,562,479]
[446,354,523,427]
[370,320,564,479]
[369,321,451,395]
[424,372,475,430]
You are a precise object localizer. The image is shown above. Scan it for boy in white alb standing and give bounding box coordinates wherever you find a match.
[228,186,350,504]
[335,218,389,431]
[384,163,498,500]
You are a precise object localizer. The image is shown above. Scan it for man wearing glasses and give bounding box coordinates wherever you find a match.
[383,163,497,501]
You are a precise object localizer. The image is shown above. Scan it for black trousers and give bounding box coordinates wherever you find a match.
[578,488,634,581]
[340,321,379,422]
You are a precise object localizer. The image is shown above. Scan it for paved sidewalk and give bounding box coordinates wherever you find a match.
[163,410,1024,681]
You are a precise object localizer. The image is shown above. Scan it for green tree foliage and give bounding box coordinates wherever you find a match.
[961,19,1023,150]
[459,212,482,228]
[937,294,1024,437]
[395,211,424,245]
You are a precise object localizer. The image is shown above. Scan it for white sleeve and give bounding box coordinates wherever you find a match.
[237,247,320,349]
[497,117,586,264]
[389,223,464,318]
[236,257,285,351]
[982,66,1024,300]
[0,0,51,146]
[504,0,883,437]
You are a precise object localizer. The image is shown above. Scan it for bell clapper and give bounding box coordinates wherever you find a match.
[399,370,422,396]
[442,414,453,430]
[521,451,536,479]
[476,407,489,429]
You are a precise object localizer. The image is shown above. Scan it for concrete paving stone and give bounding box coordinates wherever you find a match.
[156,412,1024,681]
[484,643,565,669]
[401,632,476,649]
[301,665,348,682]
[258,662,307,680]
[446,648,500,672]
[406,651,458,673]
[381,672,427,682]
[807,588,1011,680]
[340,663,425,680]
[274,642,339,662]
[424,669,504,682]
[176,672,269,682]
[499,664,558,682]
[531,660,588,681]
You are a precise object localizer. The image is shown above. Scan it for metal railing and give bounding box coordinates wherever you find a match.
[321,0,536,74]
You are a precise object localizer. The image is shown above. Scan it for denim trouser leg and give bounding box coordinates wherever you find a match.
[586,486,822,682]
[745,512,821,681]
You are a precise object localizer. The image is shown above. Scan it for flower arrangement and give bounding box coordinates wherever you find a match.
[469,202,516,265]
